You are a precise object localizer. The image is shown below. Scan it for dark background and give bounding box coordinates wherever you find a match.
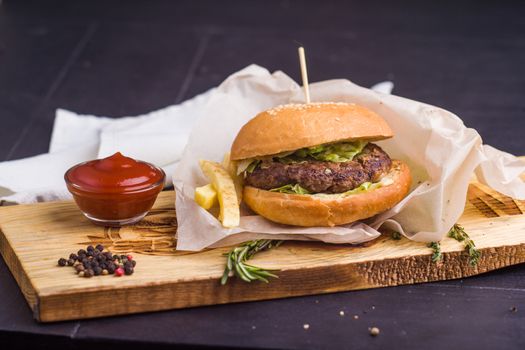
[0,0,524,349]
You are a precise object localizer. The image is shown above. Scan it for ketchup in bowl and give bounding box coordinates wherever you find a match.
[65,152,165,226]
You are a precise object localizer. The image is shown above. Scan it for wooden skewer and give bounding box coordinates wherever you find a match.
[298,47,311,104]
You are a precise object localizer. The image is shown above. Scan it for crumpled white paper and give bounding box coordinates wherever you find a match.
[173,64,525,251]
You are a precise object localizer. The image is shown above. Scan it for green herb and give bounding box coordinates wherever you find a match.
[221,240,283,285]
[448,224,480,266]
[391,231,402,240]
[427,242,442,263]
[269,184,311,194]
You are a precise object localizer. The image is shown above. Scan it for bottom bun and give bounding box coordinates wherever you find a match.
[243,160,412,227]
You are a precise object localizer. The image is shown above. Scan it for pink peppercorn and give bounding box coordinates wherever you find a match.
[115,267,124,277]
[126,254,133,261]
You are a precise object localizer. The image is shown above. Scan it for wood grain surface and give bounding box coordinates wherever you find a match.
[0,171,524,322]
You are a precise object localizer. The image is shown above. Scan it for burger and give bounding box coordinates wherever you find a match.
[229,102,412,227]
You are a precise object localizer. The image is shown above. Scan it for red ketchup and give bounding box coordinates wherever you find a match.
[65,152,165,226]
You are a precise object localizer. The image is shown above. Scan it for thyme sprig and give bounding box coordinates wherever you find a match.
[221,240,283,285]
[448,224,481,266]
[427,242,442,263]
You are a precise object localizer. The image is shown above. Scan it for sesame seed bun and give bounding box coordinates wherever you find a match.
[230,102,393,161]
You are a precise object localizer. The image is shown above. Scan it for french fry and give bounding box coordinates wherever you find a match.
[199,160,240,228]
[194,183,218,210]
[222,152,244,203]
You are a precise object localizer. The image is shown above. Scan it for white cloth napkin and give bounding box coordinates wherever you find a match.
[0,65,394,205]
[0,89,214,204]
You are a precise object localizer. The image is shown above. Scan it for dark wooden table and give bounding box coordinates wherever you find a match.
[1,1,524,349]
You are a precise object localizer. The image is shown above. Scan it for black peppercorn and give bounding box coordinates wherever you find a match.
[59,245,136,278]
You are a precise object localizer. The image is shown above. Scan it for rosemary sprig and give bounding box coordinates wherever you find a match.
[448,224,481,266]
[427,242,442,263]
[221,240,283,285]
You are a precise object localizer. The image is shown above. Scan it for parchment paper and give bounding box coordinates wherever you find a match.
[173,65,525,251]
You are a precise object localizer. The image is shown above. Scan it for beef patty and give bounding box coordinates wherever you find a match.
[244,143,392,194]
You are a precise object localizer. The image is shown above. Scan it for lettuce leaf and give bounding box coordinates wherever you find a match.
[269,181,383,196]
[237,140,368,174]
[291,140,367,163]
[269,184,311,194]
[341,181,382,196]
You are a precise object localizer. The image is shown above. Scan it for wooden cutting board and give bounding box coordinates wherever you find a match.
[0,174,524,322]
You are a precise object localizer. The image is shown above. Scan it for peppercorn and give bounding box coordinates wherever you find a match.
[131,260,136,267]
[78,271,85,277]
[58,258,67,266]
[124,266,134,275]
[107,265,116,274]
[67,259,75,266]
[124,261,133,269]
[93,266,102,276]
[84,269,94,278]
[77,249,87,256]
[113,254,120,261]
[115,267,124,277]
[69,253,78,261]
[102,269,109,275]
[75,265,85,273]
[126,254,133,261]
[96,244,104,252]
[87,245,95,252]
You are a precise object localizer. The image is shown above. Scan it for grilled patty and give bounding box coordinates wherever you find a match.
[244,143,392,194]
